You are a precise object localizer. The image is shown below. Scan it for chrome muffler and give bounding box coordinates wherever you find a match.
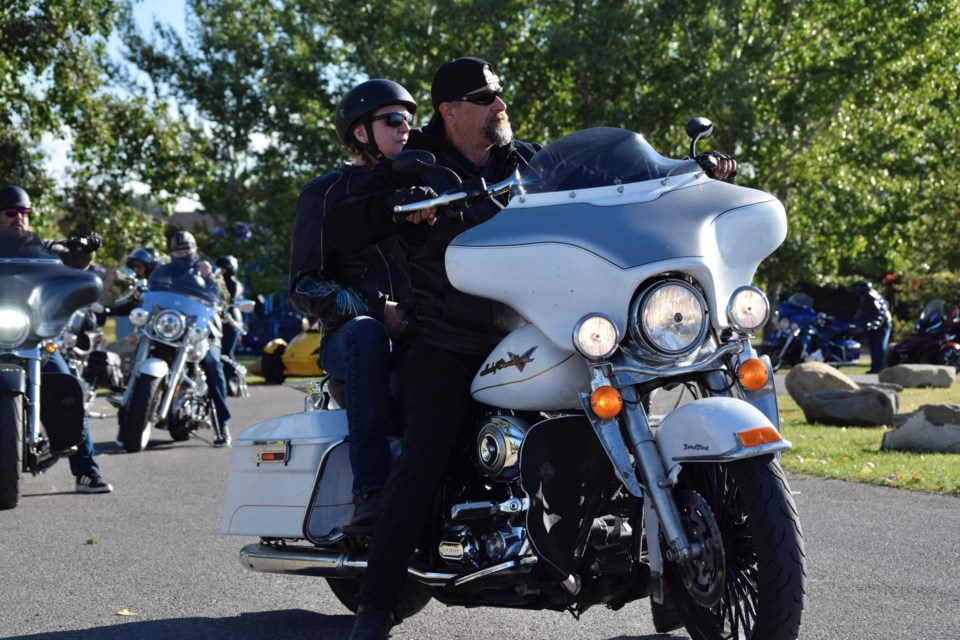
[239,543,458,586]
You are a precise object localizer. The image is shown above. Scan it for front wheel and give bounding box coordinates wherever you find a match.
[665,455,806,640]
[0,393,24,510]
[120,375,163,453]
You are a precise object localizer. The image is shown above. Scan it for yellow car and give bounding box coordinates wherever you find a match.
[261,324,324,384]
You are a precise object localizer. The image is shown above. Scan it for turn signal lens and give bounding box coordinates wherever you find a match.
[590,386,623,419]
[44,341,58,354]
[737,426,782,447]
[737,358,769,391]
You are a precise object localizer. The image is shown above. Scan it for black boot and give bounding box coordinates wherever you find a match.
[348,605,395,640]
[342,490,380,536]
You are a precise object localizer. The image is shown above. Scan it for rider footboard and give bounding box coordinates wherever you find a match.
[220,409,349,538]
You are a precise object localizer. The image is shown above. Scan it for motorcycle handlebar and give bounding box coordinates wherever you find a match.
[392,174,518,215]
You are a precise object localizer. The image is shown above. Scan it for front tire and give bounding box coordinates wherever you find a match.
[120,375,162,453]
[665,455,806,639]
[0,393,24,510]
[325,577,432,621]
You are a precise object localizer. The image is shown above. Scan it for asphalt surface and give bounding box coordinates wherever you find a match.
[1,383,958,640]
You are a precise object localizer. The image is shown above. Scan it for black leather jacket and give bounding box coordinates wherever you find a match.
[289,164,408,338]
[329,122,540,355]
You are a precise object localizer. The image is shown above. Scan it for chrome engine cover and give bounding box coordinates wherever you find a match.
[474,414,530,482]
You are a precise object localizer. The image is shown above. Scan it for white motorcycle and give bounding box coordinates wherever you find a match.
[221,120,805,639]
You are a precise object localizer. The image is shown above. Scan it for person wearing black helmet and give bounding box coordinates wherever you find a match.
[288,79,419,532]
[215,255,244,359]
[0,184,113,494]
[853,280,892,374]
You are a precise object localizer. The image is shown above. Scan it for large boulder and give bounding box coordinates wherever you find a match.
[784,362,858,405]
[882,404,960,453]
[878,364,955,388]
[800,387,898,427]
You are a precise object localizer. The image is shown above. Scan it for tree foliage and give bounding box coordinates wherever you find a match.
[4,0,960,312]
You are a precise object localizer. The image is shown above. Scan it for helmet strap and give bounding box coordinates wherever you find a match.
[358,122,386,163]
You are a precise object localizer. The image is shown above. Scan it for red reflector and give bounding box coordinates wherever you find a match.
[260,452,285,462]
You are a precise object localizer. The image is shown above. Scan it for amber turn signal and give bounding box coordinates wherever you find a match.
[44,342,57,354]
[590,386,623,419]
[737,357,768,391]
[737,426,782,448]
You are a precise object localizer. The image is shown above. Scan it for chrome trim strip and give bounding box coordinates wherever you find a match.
[610,341,742,379]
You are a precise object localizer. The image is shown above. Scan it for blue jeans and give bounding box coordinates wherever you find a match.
[867,325,891,373]
[200,342,231,435]
[319,317,393,497]
[42,352,98,477]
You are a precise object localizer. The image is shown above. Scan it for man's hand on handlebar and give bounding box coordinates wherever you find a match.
[695,151,738,181]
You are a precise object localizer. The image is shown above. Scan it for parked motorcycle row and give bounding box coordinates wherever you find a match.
[762,292,862,371]
[221,120,807,639]
[0,244,253,509]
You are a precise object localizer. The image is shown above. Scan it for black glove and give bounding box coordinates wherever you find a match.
[695,151,738,181]
[66,231,103,252]
[387,186,438,224]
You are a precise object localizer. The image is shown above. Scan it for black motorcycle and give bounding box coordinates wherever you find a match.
[0,231,102,509]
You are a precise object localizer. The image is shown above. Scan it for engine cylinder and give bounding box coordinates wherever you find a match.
[474,415,530,482]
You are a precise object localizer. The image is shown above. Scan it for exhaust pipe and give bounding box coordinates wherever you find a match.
[239,543,458,586]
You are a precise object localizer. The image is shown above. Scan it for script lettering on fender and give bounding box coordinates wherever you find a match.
[683,444,709,452]
[480,347,538,376]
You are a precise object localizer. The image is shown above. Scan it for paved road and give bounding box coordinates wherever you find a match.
[1,384,958,640]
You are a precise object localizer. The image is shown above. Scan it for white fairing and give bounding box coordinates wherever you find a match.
[471,324,590,410]
[447,174,786,352]
[220,409,348,538]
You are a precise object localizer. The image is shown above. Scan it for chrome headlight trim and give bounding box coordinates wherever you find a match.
[572,313,620,360]
[0,306,30,348]
[186,338,209,362]
[727,286,769,332]
[187,324,208,344]
[630,279,708,356]
[129,307,150,328]
[153,310,186,341]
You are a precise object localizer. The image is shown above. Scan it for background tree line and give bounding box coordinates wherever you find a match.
[3,0,960,322]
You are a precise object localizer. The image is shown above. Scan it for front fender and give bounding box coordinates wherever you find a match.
[138,357,169,379]
[656,397,790,478]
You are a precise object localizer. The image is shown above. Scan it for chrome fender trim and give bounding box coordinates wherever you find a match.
[138,357,169,379]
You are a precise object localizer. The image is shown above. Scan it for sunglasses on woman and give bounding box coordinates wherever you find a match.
[456,89,504,106]
[2,207,31,218]
[369,112,415,128]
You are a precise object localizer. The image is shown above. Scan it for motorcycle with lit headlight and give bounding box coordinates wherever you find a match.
[117,266,251,452]
[0,231,102,509]
[221,121,806,639]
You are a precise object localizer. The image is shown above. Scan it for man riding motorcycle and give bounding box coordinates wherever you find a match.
[0,184,113,493]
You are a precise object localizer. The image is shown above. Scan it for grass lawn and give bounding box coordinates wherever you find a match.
[777,362,960,496]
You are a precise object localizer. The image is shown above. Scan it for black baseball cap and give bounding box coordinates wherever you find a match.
[430,56,500,111]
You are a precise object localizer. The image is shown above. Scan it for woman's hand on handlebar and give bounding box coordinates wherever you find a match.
[405,207,438,225]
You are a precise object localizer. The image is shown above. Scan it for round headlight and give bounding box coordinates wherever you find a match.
[727,286,769,332]
[633,280,707,355]
[778,316,792,331]
[129,307,150,328]
[187,338,209,362]
[154,310,185,341]
[573,314,619,359]
[0,306,30,348]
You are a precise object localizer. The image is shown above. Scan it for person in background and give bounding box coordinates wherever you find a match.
[854,280,892,374]
[216,255,244,360]
[289,79,417,532]
[0,184,113,493]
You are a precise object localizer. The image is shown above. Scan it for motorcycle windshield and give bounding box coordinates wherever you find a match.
[141,291,216,330]
[147,268,222,306]
[512,127,701,196]
[920,299,945,323]
[0,231,103,339]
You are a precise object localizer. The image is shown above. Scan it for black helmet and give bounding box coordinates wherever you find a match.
[854,281,872,295]
[334,79,417,149]
[0,185,31,211]
[126,247,160,275]
[216,255,239,274]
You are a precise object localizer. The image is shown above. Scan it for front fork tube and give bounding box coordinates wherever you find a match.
[618,386,700,564]
[157,350,188,420]
[25,358,41,446]
[121,336,153,407]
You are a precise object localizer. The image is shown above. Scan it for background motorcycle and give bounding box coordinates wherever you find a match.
[763,292,861,370]
[886,299,960,370]
[222,121,805,639]
[115,271,252,452]
[0,234,102,509]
